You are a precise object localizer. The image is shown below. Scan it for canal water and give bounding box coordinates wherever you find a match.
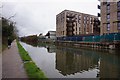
[20,42,120,78]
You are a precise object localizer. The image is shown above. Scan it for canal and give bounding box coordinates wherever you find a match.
[20,41,120,78]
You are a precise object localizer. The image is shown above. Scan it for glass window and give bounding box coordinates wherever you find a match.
[78,15,81,19]
[107,2,110,6]
[106,5,110,13]
[107,23,110,31]
[107,5,110,10]
[118,12,120,16]
[118,6,120,11]
[118,22,120,30]
[84,20,86,24]
[117,12,120,20]
[118,1,120,11]
[118,1,120,7]
[107,14,110,22]
[84,17,86,21]
[87,17,89,21]
[78,20,81,24]
[107,14,110,19]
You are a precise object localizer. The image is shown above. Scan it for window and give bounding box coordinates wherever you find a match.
[117,22,120,30]
[78,15,81,20]
[84,16,86,20]
[107,2,110,6]
[78,20,81,24]
[107,5,110,10]
[90,17,92,24]
[118,1,120,10]
[107,23,110,31]
[106,5,110,13]
[107,14,110,22]
[117,12,120,20]
[84,20,86,24]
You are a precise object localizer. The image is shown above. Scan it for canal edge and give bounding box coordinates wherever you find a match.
[16,40,48,79]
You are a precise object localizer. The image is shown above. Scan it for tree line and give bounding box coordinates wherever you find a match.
[20,35,38,43]
[2,17,17,50]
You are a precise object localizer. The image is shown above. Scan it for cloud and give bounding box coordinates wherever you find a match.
[2,0,99,37]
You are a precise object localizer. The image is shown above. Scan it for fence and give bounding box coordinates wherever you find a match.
[57,33,120,42]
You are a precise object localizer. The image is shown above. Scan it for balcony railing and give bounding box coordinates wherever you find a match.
[66,32,74,36]
[66,23,75,27]
[98,13,101,17]
[66,27,74,31]
[66,14,75,18]
[66,18,76,22]
[98,5,101,9]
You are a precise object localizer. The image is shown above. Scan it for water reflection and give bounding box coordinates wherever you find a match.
[56,46,99,77]
[21,41,120,78]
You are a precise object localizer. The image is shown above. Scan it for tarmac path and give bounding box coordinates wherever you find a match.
[2,40,28,78]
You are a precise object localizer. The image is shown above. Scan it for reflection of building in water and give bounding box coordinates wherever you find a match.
[46,45,56,53]
[56,47,99,76]
[99,54,120,78]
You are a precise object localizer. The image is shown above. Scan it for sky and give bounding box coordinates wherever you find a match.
[1,0,100,37]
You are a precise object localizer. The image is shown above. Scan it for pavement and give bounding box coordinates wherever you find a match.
[2,40,28,78]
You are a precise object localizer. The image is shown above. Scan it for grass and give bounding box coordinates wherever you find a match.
[24,62,47,79]
[17,41,32,61]
[17,41,47,79]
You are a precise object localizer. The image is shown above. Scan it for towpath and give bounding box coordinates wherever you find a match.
[2,40,28,78]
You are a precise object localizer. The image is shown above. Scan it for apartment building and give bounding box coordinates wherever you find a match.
[56,10,100,37]
[100,0,120,35]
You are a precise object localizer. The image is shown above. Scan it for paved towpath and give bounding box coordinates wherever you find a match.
[2,40,28,78]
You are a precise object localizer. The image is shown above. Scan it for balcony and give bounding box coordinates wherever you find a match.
[98,13,101,17]
[66,27,74,31]
[66,14,75,18]
[98,5,101,9]
[102,2,107,5]
[66,18,76,22]
[66,23,75,27]
[66,32,74,36]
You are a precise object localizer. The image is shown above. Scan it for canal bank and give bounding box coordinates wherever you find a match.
[55,41,120,50]
[16,41,47,79]
[20,41,120,78]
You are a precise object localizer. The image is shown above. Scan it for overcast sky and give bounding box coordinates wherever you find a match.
[1,0,99,37]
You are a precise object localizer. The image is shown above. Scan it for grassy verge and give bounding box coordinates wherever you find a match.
[17,41,47,79]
